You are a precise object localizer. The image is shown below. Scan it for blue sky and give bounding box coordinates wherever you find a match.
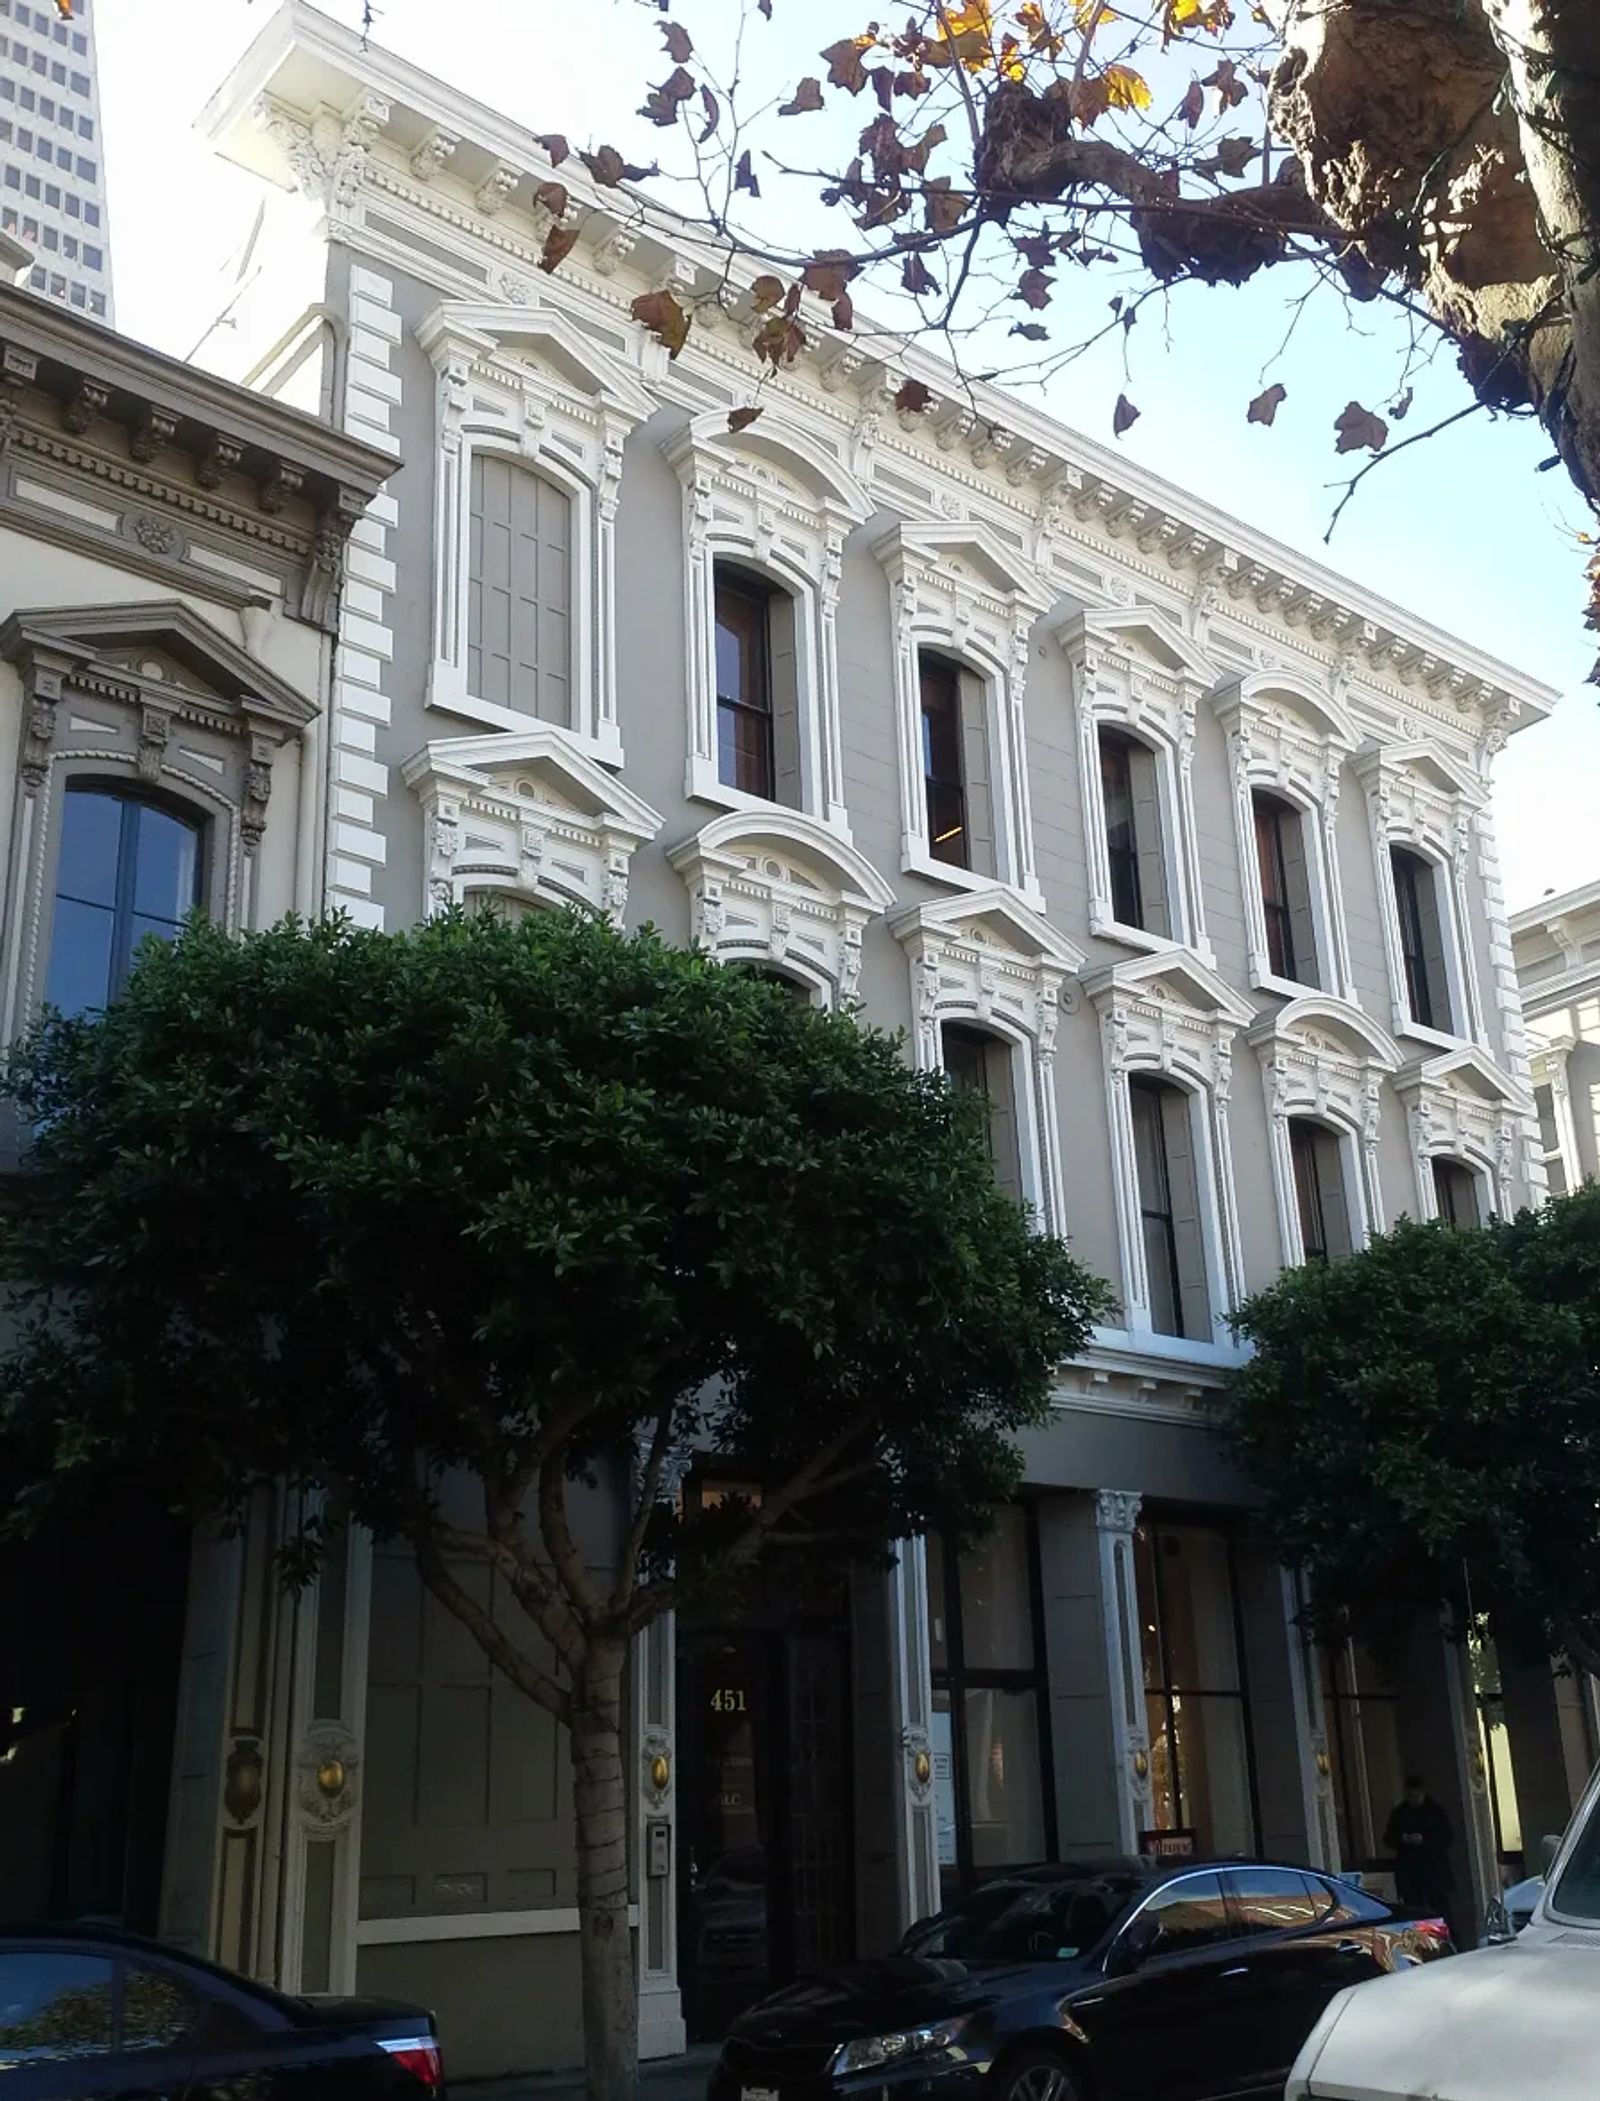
[97,0,1600,910]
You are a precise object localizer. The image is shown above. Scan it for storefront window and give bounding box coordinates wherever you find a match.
[1135,1521,1257,1857]
[1471,1628,1524,1872]
[927,1508,1053,1895]
[1320,1642,1405,1872]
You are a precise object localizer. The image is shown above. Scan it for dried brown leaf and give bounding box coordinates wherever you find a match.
[1334,400,1388,454]
[661,20,694,62]
[538,224,580,274]
[533,181,570,219]
[1017,268,1053,310]
[1247,381,1287,426]
[822,35,873,93]
[779,76,825,116]
[750,274,786,312]
[728,406,764,433]
[536,133,570,166]
[894,378,934,414]
[735,149,760,196]
[902,253,940,296]
[632,287,691,359]
[1113,393,1141,438]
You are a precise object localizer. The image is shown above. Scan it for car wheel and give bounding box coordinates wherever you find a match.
[990,2044,1081,2101]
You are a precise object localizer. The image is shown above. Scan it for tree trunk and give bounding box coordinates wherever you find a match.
[570,1636,637,2101]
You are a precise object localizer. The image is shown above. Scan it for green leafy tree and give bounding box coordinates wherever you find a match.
[0,907,1111,2101]
[1227,1188,1600,1673]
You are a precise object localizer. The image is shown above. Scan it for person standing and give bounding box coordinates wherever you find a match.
[1384,1773,1456,1917]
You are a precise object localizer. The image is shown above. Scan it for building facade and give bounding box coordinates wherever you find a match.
[1513,878,1600,1198]
[2,0,1584,2075]
[0,0,113,323]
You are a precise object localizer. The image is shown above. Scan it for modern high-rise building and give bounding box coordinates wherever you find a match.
[0,0,112,322]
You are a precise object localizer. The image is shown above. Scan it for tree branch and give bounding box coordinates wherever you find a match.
[615,1400,676,1607]
[540,1448,604,1623]
[412,1524,572,1725]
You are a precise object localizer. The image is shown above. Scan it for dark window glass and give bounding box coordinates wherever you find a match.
[1290,1119,1352,1262]
[1226,1866,1320,1935]
[1129,1872,1232,1957]
[920,653,967,868]
[942,1023,1023,1204]
[46,789,202,1017]
[1100,727,1143,928]
[1254,793,1299,980]
[1433,1157,1480,1228]
[122,1966,201,2053]
[1129,1077,1209,1339]
[713,570,774,800]
[0,1952,114,2062]
[1391,846,1452,1032]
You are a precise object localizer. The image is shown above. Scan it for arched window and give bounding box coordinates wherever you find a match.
[1253,790,1318,987]
[467,454,572,727]
[1099,726,1169,937]
[1432,1156,1482,1229]
[1390,845,1454,1033]
[45,786,202,1016]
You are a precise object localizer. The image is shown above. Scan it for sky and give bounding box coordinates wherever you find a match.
[94,0,1600,913]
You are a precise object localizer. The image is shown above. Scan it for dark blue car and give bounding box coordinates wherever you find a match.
[708,1858,1451,2101]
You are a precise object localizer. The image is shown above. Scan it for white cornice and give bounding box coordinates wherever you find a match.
[202,2,1558,750]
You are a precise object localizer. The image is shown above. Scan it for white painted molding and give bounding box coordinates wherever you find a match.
[401,726,662,925]
[1394,1043,1534,1219]
[668,806,894,1006]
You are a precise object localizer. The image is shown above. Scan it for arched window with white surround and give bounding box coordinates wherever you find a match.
[1060,605,1219,961]
[1084,950,1253,1353]
[666,412,871,834]
[418,300,655,762]
[1212,673,1357,999]
[876,520,1050,907]
[401,726,663,928]
[1355,741,1487,1049]
[892,888,1083,1234]
[1248,996,1401,1267]
[668,806,896,1010]
[0,600,316,1044]
[1395,1044,1532,1223]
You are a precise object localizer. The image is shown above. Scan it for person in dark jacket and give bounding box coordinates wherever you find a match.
[1384,1772,1456,1914]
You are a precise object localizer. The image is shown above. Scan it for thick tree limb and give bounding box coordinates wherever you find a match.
[413,1525,572,1725]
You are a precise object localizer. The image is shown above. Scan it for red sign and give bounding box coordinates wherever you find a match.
[1139,1829,1198,1860]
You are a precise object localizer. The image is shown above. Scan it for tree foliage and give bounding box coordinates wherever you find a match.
[1227,1189,1600,1670]
[537,0,1600,653]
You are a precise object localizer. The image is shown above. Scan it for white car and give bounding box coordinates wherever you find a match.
[1288,1782,1600,2101]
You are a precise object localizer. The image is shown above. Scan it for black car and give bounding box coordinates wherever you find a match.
[709,1858,1451,2101]
[0,1922,444,2100]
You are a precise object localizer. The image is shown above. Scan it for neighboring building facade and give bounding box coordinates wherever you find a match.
[0,0,113,323]
[1513,878,1600,1198]
[3,0,1583,2074]
[0,229,392,1937]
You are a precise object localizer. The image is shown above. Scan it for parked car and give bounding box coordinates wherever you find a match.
[0,1921,443,2100]
[708,1857,1451,2101]
[1288,1776,1600,2100]
[1482,1834,1562,1941]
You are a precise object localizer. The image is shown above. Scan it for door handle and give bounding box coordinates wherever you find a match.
[1218,1965,1250,1979]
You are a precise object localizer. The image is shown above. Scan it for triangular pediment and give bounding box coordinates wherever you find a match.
[875,519,1052,613]
[1358,740,1483,803]
[0,600,317,728]
[1249,995,1401,1068]
[889,886,1084,972]
[669,808,895,912]
[1084,946,1254,1026]
[1399,1044,1533,1113]
[400,727,662,841]
[1062,604,1219,684]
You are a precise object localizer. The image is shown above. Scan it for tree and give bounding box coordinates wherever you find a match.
[0,907,1111,2101]
[1226,1188,1600,1674]
[538,0,1600,651]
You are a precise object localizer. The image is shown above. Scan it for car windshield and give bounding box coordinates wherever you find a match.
[1550,1794,1600,1923]
[900,1875,1140,1963]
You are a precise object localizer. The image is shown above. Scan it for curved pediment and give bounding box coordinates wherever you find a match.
[1214,671,1357,750]
[671,808,894,912]
[1249,994,1401,1069]
[0,600,317,730]
[674,411,871,523]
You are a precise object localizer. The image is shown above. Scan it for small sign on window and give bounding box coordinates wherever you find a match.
[1139,1828,1198,1860]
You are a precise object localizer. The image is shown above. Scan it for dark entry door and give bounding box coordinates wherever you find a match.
[678,1624,853,2040]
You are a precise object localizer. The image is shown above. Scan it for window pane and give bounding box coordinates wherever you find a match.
[958,1506,1034,1671]
[0,1952,115,2062]
[44,895,114,1015]
[962,1686,1045,1868]
[931,1685,958,1873]
[122,1967,200,2053]
[1137,1872,1230,1955]
[54,786,122,906]
[1155,1529,1241,1691]
[1227,1866,1319,1935]
[717,699,774,799]
[131,804,199,921]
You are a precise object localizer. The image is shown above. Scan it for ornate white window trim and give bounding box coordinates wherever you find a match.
[417,299,655,763]
[400,726,663,927]
[667,806,895,1008]
[890,887,1084,1234]
[1084,949,1253,1345]
[1529,1033,1580,1193]
[1247,995,1402,1264]
[1355,742,1487,1051]
[1394,1044,1533,1220]
[664,412,871,836]
[876,520,1049,908]
[0,601,315,1042]
[1213,673,1357,1000]
[1060,605,1219,963]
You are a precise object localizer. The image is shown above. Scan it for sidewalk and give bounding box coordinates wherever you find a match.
[464,2047,717,2100]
